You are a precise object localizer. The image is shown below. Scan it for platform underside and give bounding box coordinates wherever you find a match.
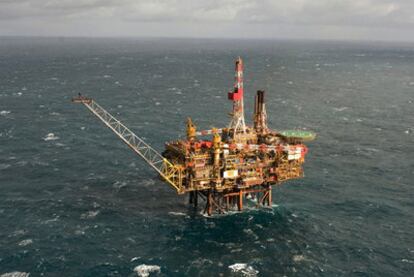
[188,185,273,216]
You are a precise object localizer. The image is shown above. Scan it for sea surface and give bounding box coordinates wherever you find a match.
[0,37,413,276]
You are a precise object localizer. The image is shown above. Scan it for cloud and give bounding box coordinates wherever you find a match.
[0,0,413,40]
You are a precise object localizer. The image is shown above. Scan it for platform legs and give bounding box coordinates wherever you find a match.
[189,191,198,208]
[237,190,243,211]
[198,186,273,215]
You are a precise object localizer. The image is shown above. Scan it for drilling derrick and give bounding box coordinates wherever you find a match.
[72,58,316,216]
[227,57,247,142]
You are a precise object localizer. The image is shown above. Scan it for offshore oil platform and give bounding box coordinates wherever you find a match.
[72,57,315,215]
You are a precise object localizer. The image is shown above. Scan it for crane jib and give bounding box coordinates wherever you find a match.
[72,96,184,193]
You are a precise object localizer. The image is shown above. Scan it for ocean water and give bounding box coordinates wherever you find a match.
[0,37,413,276]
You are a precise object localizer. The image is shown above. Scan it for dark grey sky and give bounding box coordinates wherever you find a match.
[1,0,413,41]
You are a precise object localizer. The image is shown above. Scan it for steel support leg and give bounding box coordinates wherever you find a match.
[267,186,272,206]
[237,190,243,211]
[207,190,213,216]
[194,191,198,208]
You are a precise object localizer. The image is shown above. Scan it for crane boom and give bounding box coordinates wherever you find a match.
[72,96,184,194]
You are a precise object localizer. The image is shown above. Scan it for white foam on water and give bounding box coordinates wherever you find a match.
[333,107,348,112]
[16,161,29,166]
[133,264,161,277]
[80,210,99,219]
[168,212,187,217]
[243,228,259,240]
[0,164,11,170]
[0,110,11,116]
[0,272,30,277]
[293,255,306,262]
[113,181,127,190]
[228,263,258,276]
[190,258,213,267]
[402,259,414,263]
[18,239,33,247]
[43,216,59,224]
[43,133,59,141]
[74,229,86,236]
[255,224,263,229]
[10,230,26,237]
[130,257,141,262]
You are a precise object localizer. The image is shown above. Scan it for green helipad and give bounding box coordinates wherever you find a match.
[279,130,316,141]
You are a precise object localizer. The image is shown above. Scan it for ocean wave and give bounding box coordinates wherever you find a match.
[134,264,161,277]
[333,107,348,112]
[0,164,11,170]
[18,239,33,247]
[0,272,30,277]
[9,229,27,237]
[43,133,59,141]
[243,228,259,240]
[113,181,127,190]
[168,212,187,217]
[80,210,99,219]
[228,263,258,276]
[293,255,306,262]
[0,110,11,116]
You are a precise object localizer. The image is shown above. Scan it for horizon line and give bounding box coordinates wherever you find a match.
[1,35,414,45]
